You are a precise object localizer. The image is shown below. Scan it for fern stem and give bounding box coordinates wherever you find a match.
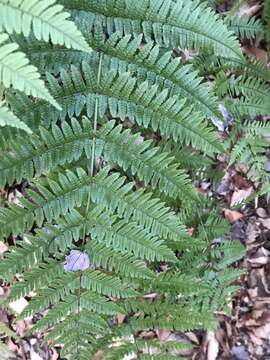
[83,53,103,243]
[90,53,103,178]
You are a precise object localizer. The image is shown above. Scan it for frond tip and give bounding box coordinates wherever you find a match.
[0,0,92,53]
[0,33,61,109]
[0,102,31,133]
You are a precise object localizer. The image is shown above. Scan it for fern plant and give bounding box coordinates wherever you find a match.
[213,0,270,197]
[0,1,249,359]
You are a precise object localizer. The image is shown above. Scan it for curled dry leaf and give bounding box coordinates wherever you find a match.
[156,329,171,341]
[243,46,268,66]
[237,3,261,17]
[224,209,243,222]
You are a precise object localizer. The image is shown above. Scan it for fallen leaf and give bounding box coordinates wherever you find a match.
[30,349,43,360]
[261,218,270,229]
[51,349,59,360]
[232,174,251,190]
[224,209,243,222]
[15,320,26,336]
[237,3,261,17]
[243,46,268,66]
[0,242,8,255]
[117,314,126,325]
[231,187,253,207]
[156,329,171,341]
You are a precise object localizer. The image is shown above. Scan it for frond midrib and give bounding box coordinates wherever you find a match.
[12,81,220,151]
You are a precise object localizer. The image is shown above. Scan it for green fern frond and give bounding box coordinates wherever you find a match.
[0,0,248,356]
[9,63,222,154]
[87,240,154,279]
[228,76,270,102]
[63,0,242,59]
[233,98,270,117]
[0,117,197,199]
[9,260,63,301]
[226,15,264,39]
[13,27,221,119]
[0,0,92,53]
[0,33,60,109]
[0,102,31,133]
[0,168,187,243]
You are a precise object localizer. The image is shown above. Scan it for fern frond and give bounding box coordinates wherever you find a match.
[10,63,222,154]
[63,0,242,59]
[13,27,221,119]
[0,0,91,53]
[81,270,137,298]
[0,33,60,109]
[0,168,186,243]
[87,240,153,279]
[0,236,49,281]
[225,15,264,39]
[233,98,270,117]
[0,102,31,133]
[0,117,197,200]
[228,76,270,102]
[9,260,63,301]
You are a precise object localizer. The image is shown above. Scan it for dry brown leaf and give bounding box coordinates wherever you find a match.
[253,322,270,340]
[237,3,261,17]
[243,46,268,65]
[156,329,171,341]
[231,187,253,207]
[260,218,270,230]
[248,256,268,266]
[117,314,126,325]
[223,209,243,222]
[6,338,19,353]
[232,174,251,190]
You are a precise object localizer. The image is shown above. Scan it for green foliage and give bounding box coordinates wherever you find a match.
[0,0,251,358]
[0,0,90,133]
[225,15,264,40]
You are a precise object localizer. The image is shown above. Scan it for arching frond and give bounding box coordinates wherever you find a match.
[0,102,31,133]
[62,0,242,59]
[0,0,92,53]
[226,15,264,39]
[0,33,60,109]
